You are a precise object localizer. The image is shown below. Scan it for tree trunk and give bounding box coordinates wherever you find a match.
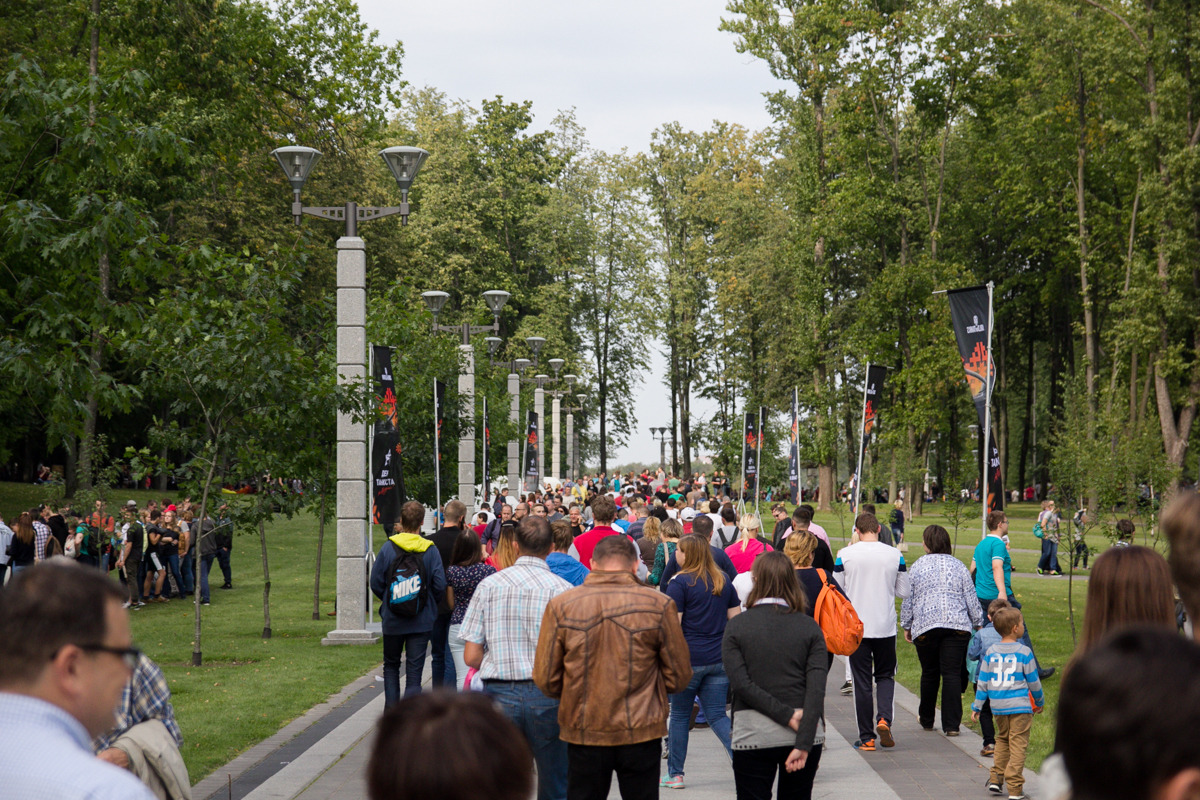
[80,0,107,493]
[259,516,272,639]
[64,435,79,499]
[192,447,218,666]
[313,489,326,621]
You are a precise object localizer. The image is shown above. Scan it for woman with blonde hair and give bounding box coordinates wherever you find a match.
[488,524,519,570]
[661,534,740,788]
[638,515,662,571]
[725,512,774,574]
[723,551,829,799]
[650,517,683,586]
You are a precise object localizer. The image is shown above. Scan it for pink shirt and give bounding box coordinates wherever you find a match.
[724,538,774,574]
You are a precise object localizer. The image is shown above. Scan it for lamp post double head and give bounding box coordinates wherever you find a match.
[543,363,576,482]
[269,143,429,646]
[421,289,511,510]
[650,427,671,473]
[563,392,586,482]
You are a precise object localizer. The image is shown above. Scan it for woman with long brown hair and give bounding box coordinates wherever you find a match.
[8,512,37,574]
[661,534,740,789]
[1077,545,1176,657]
[723,551,829,799]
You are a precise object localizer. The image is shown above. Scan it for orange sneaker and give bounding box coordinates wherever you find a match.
[853,738,876,751]
[876,718,895,748]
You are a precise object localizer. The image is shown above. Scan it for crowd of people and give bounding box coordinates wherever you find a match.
[2,469,1198,800]
[362,469,1200,800]
[0,497,235,606]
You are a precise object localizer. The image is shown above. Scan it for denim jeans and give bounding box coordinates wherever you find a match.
[215,548,233,586]
[382,632,429,708]
[430,611,456,689]
[448,623,469,690]
[977,596,1042,671]
[200,553,216,603]
[486,680,567,800]
[180,552,195,595]
[1037,539,1061,573]
[165,552,185,598]
[667,661,733,778]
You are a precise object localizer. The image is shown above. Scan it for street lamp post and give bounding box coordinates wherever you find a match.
[270,144,428,646]
[422,290,511,510]
[651,427,669,472]
[564,393,585,481]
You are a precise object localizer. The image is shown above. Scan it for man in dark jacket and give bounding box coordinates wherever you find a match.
[427,500,463,688]
[370,501,446,708]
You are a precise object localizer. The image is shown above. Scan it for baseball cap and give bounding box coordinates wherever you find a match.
[681,507,697,522]
[125,500,138,508]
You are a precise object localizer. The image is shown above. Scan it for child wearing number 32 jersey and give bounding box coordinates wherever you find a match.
[971,606,1044,800]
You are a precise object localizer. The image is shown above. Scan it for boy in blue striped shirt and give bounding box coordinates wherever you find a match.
[971,606,1043,800]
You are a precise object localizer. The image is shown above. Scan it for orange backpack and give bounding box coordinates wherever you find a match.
[812,568,864,656]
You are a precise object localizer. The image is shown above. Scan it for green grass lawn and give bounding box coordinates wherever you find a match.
[1,482,382,782]
[3,486,1101,779]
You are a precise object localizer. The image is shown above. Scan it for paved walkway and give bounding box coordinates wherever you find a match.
[192,655,1042,800]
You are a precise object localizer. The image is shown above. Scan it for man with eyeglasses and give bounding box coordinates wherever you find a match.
[0,561,155,799]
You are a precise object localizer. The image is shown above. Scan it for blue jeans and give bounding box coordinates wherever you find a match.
[430,611,456,688]
[200,553,216,603]
[1037,539,1061,573]
[180,552,195,594]
[667,662,733,778]
[215,548,232,586]
[382,632,429,708]
[978,595,1041,669]
[165,552,185,598]
[486,680,567,800]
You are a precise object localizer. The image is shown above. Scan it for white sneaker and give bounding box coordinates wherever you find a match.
[122,601,132,609]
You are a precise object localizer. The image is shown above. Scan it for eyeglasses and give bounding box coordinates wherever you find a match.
[76,644,142,670]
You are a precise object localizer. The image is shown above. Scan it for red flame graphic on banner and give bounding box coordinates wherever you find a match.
[963,342,993,398]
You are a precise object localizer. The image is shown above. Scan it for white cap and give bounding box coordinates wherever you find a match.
[681,507,697,521]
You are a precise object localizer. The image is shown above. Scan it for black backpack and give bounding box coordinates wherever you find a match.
[387,544,429,618]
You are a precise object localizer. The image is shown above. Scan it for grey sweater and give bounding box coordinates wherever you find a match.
[722,604,829,751]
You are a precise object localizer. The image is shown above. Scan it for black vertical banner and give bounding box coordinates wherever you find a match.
[743,411,758,498]
[523,411,539,493]
[861,364,888,449]
[852,364,889,513]
[788,390,799,505]
[435,380,446,454]
[947,285,1004,511]
[371,346,405,528]
[481,396,490,505]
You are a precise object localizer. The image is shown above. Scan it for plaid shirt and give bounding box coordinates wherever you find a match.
[93,655,183,752]
[459,556,572,680]
[32,521,51,561]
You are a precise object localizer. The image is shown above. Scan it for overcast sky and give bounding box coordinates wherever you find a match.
[356,0,788,466]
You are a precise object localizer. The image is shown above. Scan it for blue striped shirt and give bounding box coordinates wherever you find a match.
[0,693,155,800]
[971,641,1044,715]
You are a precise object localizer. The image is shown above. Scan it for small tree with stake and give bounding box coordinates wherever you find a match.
[122,248,349,664]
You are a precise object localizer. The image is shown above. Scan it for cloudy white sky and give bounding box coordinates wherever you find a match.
[356,0,788,466]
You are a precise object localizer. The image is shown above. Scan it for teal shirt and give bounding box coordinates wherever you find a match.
[972,535,1011,600]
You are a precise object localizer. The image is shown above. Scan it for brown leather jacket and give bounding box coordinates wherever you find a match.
[534,570,692,746]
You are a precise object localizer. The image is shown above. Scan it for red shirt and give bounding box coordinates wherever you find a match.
[571,525,634,569]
